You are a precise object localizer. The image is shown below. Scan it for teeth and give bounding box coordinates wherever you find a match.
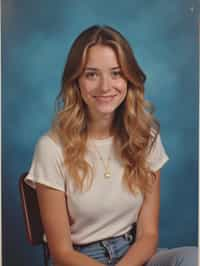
[94,96,115,102]
[98,96,112,98]
[95,96,115,98]
[96,96,113,99]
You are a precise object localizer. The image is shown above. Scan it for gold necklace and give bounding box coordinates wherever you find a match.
[94,145,112,178]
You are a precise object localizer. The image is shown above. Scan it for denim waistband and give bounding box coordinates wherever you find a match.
[73,223,137,265]
[73,222,137,248]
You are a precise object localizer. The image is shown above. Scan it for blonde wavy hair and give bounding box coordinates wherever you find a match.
[52,25,160,196]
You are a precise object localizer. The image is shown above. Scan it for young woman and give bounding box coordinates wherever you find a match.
[25,25,197,266]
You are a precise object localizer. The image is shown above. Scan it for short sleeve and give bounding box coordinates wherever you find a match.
[25,135,66,192]
[146,133,169,172]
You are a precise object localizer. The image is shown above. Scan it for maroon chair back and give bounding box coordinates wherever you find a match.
[19,172,49,265]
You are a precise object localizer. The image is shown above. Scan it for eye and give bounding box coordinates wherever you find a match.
[85,72,98,80]
[111,70,122,79]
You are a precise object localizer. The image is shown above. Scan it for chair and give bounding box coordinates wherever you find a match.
[19,172,50,266]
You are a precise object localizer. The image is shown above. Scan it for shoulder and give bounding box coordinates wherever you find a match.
[26,131,66,191]
[146,128,169,172]
[46,129,61,145]
[150,125,159,141]
[34,130,63,159]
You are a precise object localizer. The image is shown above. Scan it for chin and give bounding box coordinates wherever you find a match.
[96,105,118,115]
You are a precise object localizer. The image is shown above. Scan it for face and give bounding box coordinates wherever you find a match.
[78,45,127,120]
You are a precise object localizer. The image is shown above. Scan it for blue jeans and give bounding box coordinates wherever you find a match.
[73,228,136,265]
[49,227,198,265]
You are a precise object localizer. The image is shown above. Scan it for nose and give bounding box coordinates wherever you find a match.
[98,75,111,93]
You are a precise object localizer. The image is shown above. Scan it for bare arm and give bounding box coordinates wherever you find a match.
[36,183,105,266]
[116,170,160,266]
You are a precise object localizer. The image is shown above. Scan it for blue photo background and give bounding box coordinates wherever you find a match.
[3,0,198,265]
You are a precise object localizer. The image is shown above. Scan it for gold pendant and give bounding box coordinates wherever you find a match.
[104,171,111,178]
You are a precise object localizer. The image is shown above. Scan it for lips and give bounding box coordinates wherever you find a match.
[94,95,116,102]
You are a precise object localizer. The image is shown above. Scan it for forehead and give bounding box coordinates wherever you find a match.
[85,45,119,68]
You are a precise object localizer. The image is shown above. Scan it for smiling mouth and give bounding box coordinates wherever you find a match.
[94,95,116,102]
[94,95,116,99]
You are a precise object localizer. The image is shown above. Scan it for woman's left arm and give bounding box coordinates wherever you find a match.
[117,170,160,266]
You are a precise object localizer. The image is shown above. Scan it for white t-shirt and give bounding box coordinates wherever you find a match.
[25,132,169,244]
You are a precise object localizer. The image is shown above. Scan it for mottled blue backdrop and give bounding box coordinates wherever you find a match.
[3,0,199,265]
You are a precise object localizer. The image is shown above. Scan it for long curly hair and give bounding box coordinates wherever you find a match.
[52,25,159,196]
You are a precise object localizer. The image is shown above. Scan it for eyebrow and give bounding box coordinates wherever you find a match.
[84,66,120,71]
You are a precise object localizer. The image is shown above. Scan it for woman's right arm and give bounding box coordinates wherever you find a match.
[36,183,104,266]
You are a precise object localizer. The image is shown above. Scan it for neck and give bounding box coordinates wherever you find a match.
[87,112,114,139]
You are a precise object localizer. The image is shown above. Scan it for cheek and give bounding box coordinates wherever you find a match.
[79,78,98,95]
[116,80,127,96]
[79,84,95,104]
